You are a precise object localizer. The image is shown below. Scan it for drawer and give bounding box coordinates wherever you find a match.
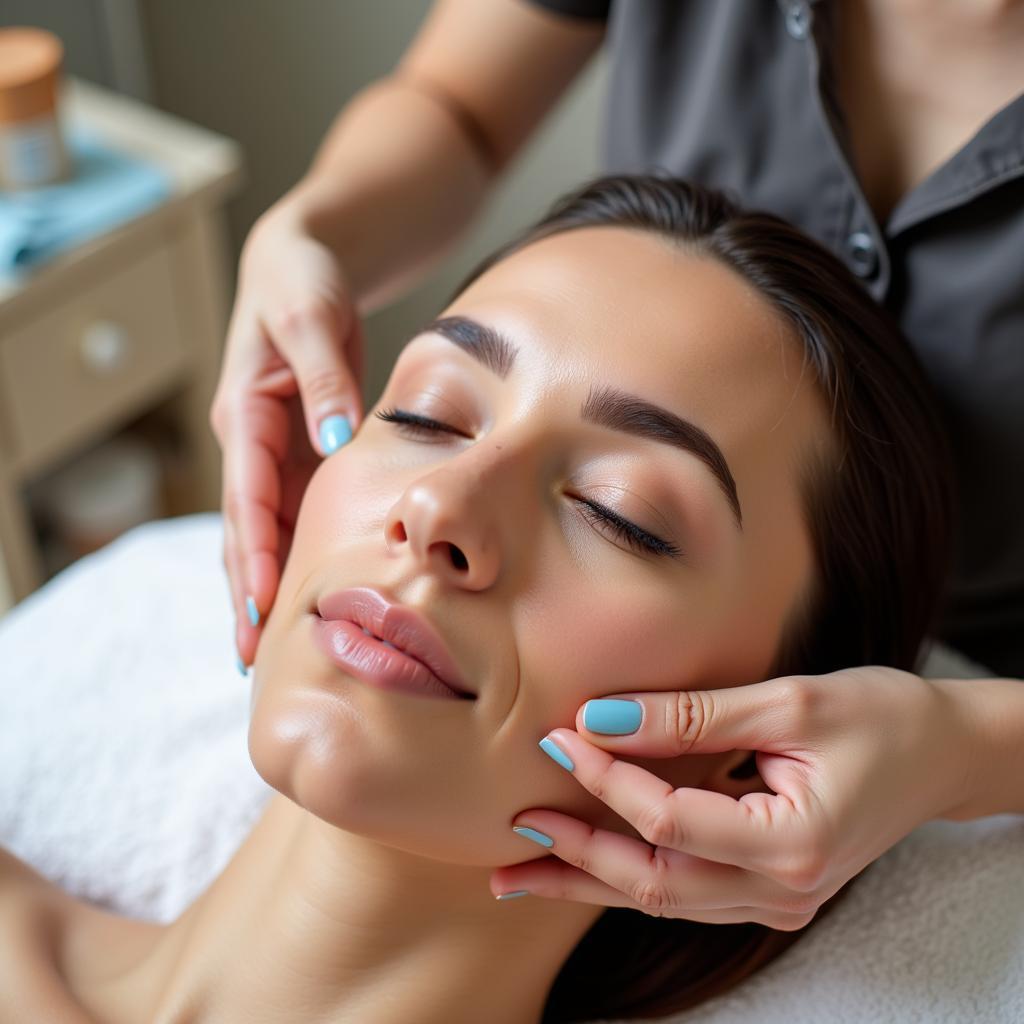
[0,242,187,472]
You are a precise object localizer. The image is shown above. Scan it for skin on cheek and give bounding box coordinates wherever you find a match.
[525,574,715,711]
[288,455,389,567]
[493,589,695,845]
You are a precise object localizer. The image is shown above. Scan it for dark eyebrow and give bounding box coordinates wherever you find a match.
[420,314,518,379]
[417,315,743,529]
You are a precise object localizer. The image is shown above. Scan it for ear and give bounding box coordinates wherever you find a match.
[702,749,771,800]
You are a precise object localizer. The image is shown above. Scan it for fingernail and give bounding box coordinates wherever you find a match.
[512,826,554,848]
[495,890,530,901]
[246,595,260,627]
[539,735,574,771]
[319,414,352,455]
[236,653,248,677]
[583,698,642,735]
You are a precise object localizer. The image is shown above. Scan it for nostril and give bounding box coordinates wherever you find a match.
[448,543,468,571]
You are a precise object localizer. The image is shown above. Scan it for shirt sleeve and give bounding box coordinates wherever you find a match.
[522,0,611,21]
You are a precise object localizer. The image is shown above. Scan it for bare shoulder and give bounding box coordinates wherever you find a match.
[0,844,94,1021]
[0,842,74,932]
[0,845,159,1023]
[0,842,91,935]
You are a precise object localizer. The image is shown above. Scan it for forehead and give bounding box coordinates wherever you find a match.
[445,226,823,460]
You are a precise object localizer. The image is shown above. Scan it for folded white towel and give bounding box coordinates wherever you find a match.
[0,513,272,923]
[0,513,1020,1022]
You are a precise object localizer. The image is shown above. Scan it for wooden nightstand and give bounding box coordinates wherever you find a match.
[0,77,242,613]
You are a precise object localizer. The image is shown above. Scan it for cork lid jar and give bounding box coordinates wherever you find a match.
[0,27,70,189]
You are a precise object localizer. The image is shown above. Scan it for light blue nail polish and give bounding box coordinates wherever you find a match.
[246,595,260,627]
[319,414,352,455]
[236,654,248,676]
[496,890,530,901]
[513,826,554,848]
[583,698,643,735]
[539,736,574,772]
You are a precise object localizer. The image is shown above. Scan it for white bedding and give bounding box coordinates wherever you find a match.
[0,513,1021,1023]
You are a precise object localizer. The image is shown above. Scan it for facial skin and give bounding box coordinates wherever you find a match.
[249,224,830,867]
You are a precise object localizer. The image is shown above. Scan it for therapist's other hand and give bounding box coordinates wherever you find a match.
[210,198,366,667]
[492,667,975,929]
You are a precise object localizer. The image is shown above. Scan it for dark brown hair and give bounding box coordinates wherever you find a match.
[449,174,954,1021]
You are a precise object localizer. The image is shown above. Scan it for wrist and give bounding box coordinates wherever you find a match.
[932,675,1024,821]
[251,180,328,243]
[258,177,402,314]
[929,676,983,822]
[241,185,359,306]
[279,175,345,233]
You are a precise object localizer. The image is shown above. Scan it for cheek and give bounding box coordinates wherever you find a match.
[497,573,744,840]
[303,451,388,538]
[518,570,717,723]
[280,450,395,592]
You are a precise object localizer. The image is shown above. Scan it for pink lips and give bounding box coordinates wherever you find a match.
[313,587,475,701]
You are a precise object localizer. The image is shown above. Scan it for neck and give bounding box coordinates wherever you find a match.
[93,794,601,1024]
[862,0,1024,32]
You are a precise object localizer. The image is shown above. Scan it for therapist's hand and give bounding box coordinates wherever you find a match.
[210,198,366,667]
[492,667,976,929]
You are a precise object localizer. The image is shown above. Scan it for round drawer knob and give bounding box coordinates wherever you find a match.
[79,320,130,375]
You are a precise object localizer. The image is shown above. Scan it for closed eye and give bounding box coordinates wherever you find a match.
[375,407,464,438]
[576,499,682,559]
[374,406,683,559]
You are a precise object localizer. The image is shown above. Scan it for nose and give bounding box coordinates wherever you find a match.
[384,446,514,591]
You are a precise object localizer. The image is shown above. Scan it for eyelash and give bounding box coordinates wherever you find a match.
[374,406,683,559]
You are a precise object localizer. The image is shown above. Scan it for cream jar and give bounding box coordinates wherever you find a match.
[0,27,70,190]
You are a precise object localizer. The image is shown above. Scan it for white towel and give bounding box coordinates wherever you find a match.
[0,513,1020,1023]
[0,513,272,923]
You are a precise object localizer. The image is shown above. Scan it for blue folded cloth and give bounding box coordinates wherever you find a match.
[0,125,172,278]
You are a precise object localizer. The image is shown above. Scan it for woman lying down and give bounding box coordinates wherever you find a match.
[2,175,952,1024]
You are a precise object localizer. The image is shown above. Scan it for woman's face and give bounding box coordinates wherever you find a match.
[250,226,830,866]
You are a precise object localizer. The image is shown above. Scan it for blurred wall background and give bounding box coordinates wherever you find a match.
[138,0,608,408]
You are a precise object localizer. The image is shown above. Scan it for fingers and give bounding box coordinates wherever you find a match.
[514,807,771,910]
[267,298,365,455]
[492,858,638,910]
[220,393,289,662]
[575,679,806,758]
[490,845,815,929]
[213,216,365,669]
[541,728,809,880]
[221,513,254,665]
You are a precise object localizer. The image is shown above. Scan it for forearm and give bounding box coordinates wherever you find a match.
[937,675,1024,820]
[274,72,499,316]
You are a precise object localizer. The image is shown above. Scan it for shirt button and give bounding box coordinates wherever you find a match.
[785,2,812,39]
[845,231,878,278]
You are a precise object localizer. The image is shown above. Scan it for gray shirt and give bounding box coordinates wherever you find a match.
[528,0,1024,678]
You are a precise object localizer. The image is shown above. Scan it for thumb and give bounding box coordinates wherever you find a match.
[574,679,797,758]
[276,302,365,456]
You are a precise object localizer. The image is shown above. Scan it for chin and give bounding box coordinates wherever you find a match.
[246,697,563,868]
[249,729,530,866]
[246,616,615,869]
